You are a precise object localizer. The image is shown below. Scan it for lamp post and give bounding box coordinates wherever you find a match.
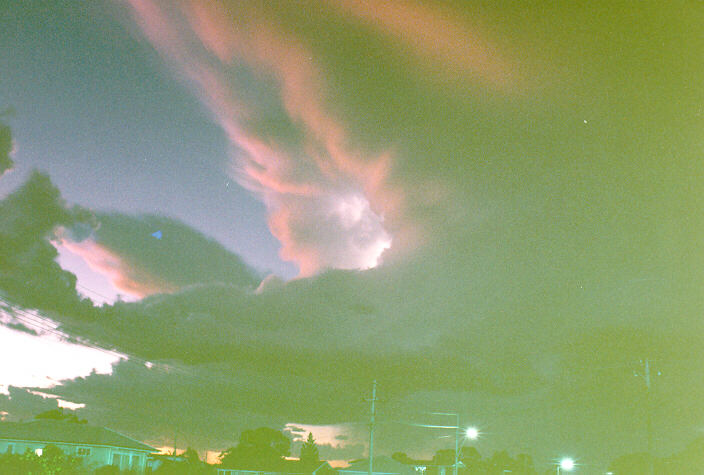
[415,413,479,475]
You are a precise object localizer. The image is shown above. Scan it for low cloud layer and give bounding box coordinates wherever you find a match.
[1,165,703,467]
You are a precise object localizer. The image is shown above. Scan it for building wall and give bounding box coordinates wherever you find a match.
[0,439,148,472]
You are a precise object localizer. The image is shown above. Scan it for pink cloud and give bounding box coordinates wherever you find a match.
[56,238,176,299]
[267,206,320,277]
[327,0,517,91]
[123,0,405,276]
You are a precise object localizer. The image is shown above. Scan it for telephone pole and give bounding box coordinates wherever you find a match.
[645,359,654,475]
[453,413,460,475]
[635,358,659,475]
[368,380,377,475]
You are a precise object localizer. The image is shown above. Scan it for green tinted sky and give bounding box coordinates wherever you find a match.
[1,0,703,471]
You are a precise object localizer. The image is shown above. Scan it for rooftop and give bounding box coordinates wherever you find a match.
[0,420,155,452]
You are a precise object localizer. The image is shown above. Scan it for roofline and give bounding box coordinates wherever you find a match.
[338,471,402,475]
[103,426,156,451]
[0,437,155,453]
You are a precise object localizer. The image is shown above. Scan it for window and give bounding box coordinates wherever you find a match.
[112,453,135,470]
[77,447,91,456]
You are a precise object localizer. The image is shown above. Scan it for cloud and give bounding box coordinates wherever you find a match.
[0,170,257,310]
[123,0,404,276]
[55,237,174,300]
[2,170,702,465]
[325,0,516,91]
[56,213,260,300]
[0,171,95,317]
[0,122,14,177]
[284,422,367,462]
[0,305,121,395]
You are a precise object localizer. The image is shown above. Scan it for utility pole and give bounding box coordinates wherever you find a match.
[645,359,654,475]
[368,380,377,475]
[453,413,459,475]
[635,358,659,475]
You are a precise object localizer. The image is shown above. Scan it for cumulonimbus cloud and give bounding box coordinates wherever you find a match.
[124,0,401,276]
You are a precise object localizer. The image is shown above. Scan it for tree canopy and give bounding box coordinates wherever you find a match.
[299,432,321,470]
[34,408,87,424]
[0,444,85,474]
[220,427,291,470]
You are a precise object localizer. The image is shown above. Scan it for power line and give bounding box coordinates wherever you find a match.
[75,284,115,304]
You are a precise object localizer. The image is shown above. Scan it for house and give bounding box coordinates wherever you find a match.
[338,456,416,475]
[217,460,335,475]
[0,420,156,472]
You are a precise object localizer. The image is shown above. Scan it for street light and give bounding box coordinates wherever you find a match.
[557,457,575,474]
[422,413,480,475]
[465,427,479,440]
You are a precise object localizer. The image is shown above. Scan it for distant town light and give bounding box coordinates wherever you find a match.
[465,427,479,440]
[559,458,575,471]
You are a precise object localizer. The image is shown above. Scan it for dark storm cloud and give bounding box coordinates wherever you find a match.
[4,168,703,465]
[0,171,94,317]
[58,213,260,298]
[3,1,704,470]
[39,227,704,460]
[94,213,260,287]
[48,360,367,460]
[3,171,701,462]
[0,387,66,421]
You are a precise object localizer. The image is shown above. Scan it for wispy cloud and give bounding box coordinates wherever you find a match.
[123,0,400,276]
[326,0,516,91]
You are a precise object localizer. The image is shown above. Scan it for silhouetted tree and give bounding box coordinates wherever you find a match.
[608,452,659,474]
[300,432,320,470]
[152,447,213,474]
[182,447,201,464]
[220,427,291,470]
[459,446,482,472]
[514,453,536,474]
[392,452,415,465]
[432,449,455,466]
[35,408,87,424]
[0,444,86,474]
[484,450,522,474]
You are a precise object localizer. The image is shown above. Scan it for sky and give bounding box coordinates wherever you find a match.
[1,0,703,472]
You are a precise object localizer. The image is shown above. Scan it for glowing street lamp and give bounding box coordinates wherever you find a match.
[465,427,479,440]
[557,457,575,474]
[421,413,481,475]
